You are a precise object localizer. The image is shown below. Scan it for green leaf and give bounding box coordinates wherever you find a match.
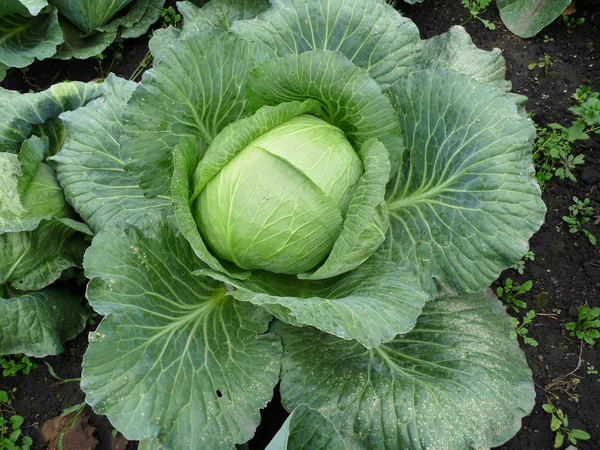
[570,429,591,440]
[420,25,511,93]
[265,404,346,450]
[554,431,564,448]
[246,50,405,172]
[275,290,535,449]
[9,415,23,429]
[0,217,91,290]
[51,74,171,233]
[300,139,390,280]
[50,0,134,34]
[137,440,161,450]
[384,69,545,294]
[82,212,282,449]
[200,253,428,348]
[0,6,63,69]
[231,0,421,90]
[0,287,87,357]
[497,0,571,38]
[0,152,27,228]
[53,15,116,60]
[119,29,269,197]
[0,80,101,153]
[178,0,270,33]
[118,0,163,40]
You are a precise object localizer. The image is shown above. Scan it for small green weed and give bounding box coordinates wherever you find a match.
[542,402,590,448]
[461,0,496,30]
[563,16,584,34]
[161,6,181,26]
[543,35,554,43]
[497,278,532,313]
[565,305,600,345]
[0,355,36,377]
[94,42,124,80]
[509,310,538,347]
[587,365,598,376]
[533,85,600,189]
[562,197,597,245]
[511,251,535,275]
[0,388,33,450]
[528,54,556,76]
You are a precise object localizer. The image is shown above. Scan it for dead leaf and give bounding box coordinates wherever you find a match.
[41,413,98,450]
[562,2,576,16]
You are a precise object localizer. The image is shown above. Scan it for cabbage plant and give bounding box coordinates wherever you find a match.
[50,0,546,448]
[0,0,165,79]
[0,81,100,356]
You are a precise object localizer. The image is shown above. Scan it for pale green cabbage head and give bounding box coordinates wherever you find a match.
[195,114,363,274]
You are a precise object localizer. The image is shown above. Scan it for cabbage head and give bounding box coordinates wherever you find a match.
[50,1,546,449]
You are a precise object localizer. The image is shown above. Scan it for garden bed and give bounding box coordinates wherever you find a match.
[1,1,599,449]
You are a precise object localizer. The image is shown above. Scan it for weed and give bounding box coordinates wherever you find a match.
[511,250,535,274]
[587,365,598,375]
[563,16,585,34]
[543,35,554,43]
[497,278,532,313]
[0,388,33,450]
[509,310,538,347]
[565,305,600,345]
[461,0,496,30]
[0,355,36,377]
[94,42,124,80]
[533,85,600,189]
[129,51,153,82]
[161,6,181,26]
[542,402,590,447]
[528,54,556,76]
[562,197,597,245]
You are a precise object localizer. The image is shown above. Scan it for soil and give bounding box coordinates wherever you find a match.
[1,1,599,449]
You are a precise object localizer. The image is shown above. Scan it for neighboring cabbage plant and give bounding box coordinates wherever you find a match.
[51,0,546,448]
[0,0,165,79]
[0,81,100,356]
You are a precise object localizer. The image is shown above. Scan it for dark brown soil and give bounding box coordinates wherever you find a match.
[1,1,599,449]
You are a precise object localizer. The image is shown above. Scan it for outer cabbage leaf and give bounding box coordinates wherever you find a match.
[54,15,117,60]
[52,74,171,233]
[82,212,281,450]
[265,404,346,450]
[0,0,48,16]
[0,5,63,69]
[148,0,270,61]
[51,0,164,59]
[275,291,535,449]
[118,0,163,39]
[419,25,528,115]
[420,26,511,93]
[384,69,545,294]
[0,80,101,153]
[120,29,269,197]
[49,0,136,34]
[0,139,91,291]
[231,0,422,89]
[497,0,571,38]
[0,287,88,357]
[181,0,270,32]
[198,254,428,348]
